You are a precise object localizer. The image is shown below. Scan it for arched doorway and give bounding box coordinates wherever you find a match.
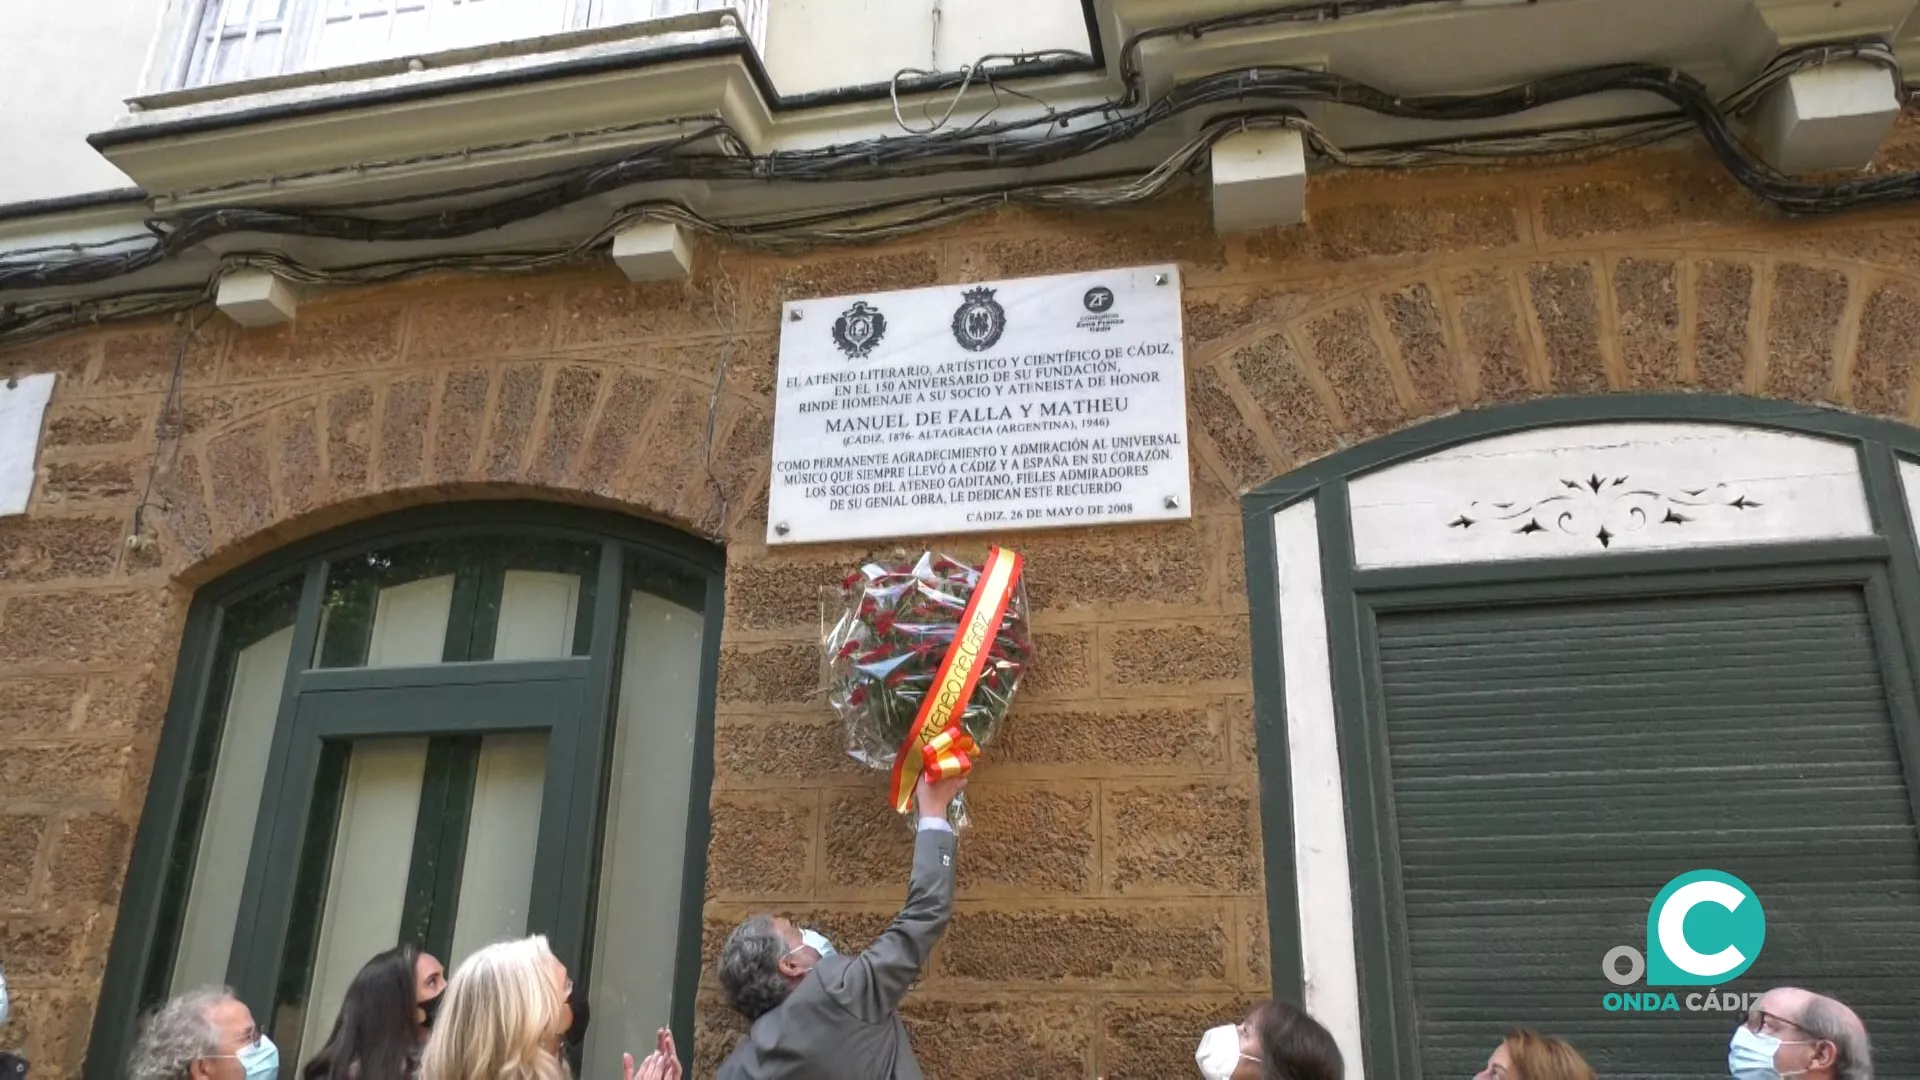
[1243,396,1920,1078]
[86,502,723,1080]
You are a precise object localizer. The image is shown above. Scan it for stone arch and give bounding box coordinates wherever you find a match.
[144,353,770,582]
[1181,246,1920,504]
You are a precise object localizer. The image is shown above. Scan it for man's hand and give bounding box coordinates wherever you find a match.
[915,772,968,819]
[621,1029,681,1080]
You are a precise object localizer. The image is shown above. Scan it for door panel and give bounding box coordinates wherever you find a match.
[1374,587,1920,1078]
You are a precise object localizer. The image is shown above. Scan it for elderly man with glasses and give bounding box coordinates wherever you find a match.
[127,986,278,1080]
[1730,987,1873,1080]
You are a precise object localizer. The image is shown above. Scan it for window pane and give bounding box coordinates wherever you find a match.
[316,537,597,667]
[295,738,429,1060]
[447,733,549,965]
[583,575,707,1080]
[164,578,303,998]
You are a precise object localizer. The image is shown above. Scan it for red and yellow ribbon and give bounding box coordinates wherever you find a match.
[887,546,1024,813]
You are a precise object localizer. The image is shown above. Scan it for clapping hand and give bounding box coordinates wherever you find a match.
[621,1028,680,1080]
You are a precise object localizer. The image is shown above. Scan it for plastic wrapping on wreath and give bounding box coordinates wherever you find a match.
[822,551,1033,831]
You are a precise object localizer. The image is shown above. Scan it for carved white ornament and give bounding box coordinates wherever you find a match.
[1348,423,1872,568]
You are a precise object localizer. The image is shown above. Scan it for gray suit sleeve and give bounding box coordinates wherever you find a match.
[837,826,957,1022]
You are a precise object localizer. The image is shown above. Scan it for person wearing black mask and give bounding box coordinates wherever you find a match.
[302,944,447,1080]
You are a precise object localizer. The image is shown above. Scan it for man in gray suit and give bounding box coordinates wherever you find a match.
[715,772,965,1080]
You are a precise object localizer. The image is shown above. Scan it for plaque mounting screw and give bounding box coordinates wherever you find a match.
[788,308,803,322]
[1164,495,1180,509]
[775,521,791,535]
[1154,273,1168,286]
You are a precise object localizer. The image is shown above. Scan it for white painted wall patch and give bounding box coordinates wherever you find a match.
[0,374,57,517]
[1348,423,1872,568]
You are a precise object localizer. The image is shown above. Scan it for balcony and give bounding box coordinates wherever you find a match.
[161,0,767,95]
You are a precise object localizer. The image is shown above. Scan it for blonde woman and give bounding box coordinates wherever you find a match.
[420,935,678,1080]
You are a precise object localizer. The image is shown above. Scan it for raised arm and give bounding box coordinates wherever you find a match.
[837,774,965,1021]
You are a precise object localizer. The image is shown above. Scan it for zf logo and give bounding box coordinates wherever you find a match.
[1601,870,1768,1014]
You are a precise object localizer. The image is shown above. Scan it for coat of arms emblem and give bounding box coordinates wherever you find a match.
[950,286,1007,353]
[832,301,887,359]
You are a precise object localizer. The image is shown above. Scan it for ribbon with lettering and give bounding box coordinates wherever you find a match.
[886,546,1023,812]
[823,548,1034,829]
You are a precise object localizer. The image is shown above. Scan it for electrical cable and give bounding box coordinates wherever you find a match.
[0,6,1913,347]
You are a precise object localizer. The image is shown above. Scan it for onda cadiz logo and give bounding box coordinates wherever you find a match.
[1600,870,1768,1014]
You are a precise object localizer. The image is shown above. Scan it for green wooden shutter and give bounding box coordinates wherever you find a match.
[1375,587,1920,1079]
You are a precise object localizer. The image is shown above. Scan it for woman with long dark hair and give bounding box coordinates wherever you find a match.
[303,943,447,1080]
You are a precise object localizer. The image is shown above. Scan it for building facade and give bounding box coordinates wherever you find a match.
[4,2,1920,1079]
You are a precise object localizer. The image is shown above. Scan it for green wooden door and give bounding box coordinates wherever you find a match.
[1374,586,1920,1078]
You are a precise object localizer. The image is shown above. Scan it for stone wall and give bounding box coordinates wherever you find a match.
[7,143,1920,1078]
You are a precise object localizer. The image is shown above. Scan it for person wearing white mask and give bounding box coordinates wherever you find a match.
[1194,997,1343,1080]
[714,772,966,1079]
[127,987,279,1080]
[1730,987,1873,1080]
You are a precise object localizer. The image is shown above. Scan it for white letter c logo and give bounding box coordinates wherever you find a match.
[1657,879,1747,977]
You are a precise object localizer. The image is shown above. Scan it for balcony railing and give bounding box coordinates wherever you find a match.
[162,0,766,91]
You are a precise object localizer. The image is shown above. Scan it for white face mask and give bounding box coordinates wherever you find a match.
[1196,1023,1255,1080]
[799,929,836,958]
[1728,1024,1810,1080]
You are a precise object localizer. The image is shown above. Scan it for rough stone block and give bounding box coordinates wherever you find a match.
[903,997,1093,1079]
[713,715,865,786]
[705,792,816,900]
[327,385,375,496]
[1019,630,1094,699]
[0,743,131,805]
[1695,259,1757,391]
[1186,365,1278,489]
[758,249,942,313]
[1098,995,1259,1079]
[0,591,170,666]
[954,203,1226,282]
[1380,282,1460,409]
[1612,258,1681,388]
[1312,192,1519,262]
[155,451,213,560]
[619,385,708,516]
[1303,305,1404,436]
[277,401,321,516]
[1527,261,1610,393]
[576,371,661,495]
[40,459,139,506]
[1228,333,1337,462]
[555,277,704,347]
[45,812,131,905]
[715,643,817,705]
[206,422,277,539]
[1765,263,1849,400]
[1851,283,1920,415]
[991,701,1226,776]
[378,376,432,489]
[0,814,48,899]
[92,323,221,393]
[0,516,124,582]
[0,920,80,979]
[939,905,1232,986]
[1536,167,1751,240]
[722,555,845,633]
[42,400,151,449]
[79,671,167,734]
[953,784,1096,896]
[1447,268,1534,402]
[432,366,491,479]
[0,678,81,736]
[819,790,915,896]
[1104,621,1250,691]
[410,290,555,362]
[529,365,602,485]
[1103,779,1262,895]
[1018,521,1209,613]
[482,363,544,481]
[1241,900,1271,990]
[0,338,93,396]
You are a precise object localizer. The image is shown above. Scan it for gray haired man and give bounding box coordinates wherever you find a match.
[715,772,966,1080]
[1729,986,1873,1080]
[127,987,279,1080]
